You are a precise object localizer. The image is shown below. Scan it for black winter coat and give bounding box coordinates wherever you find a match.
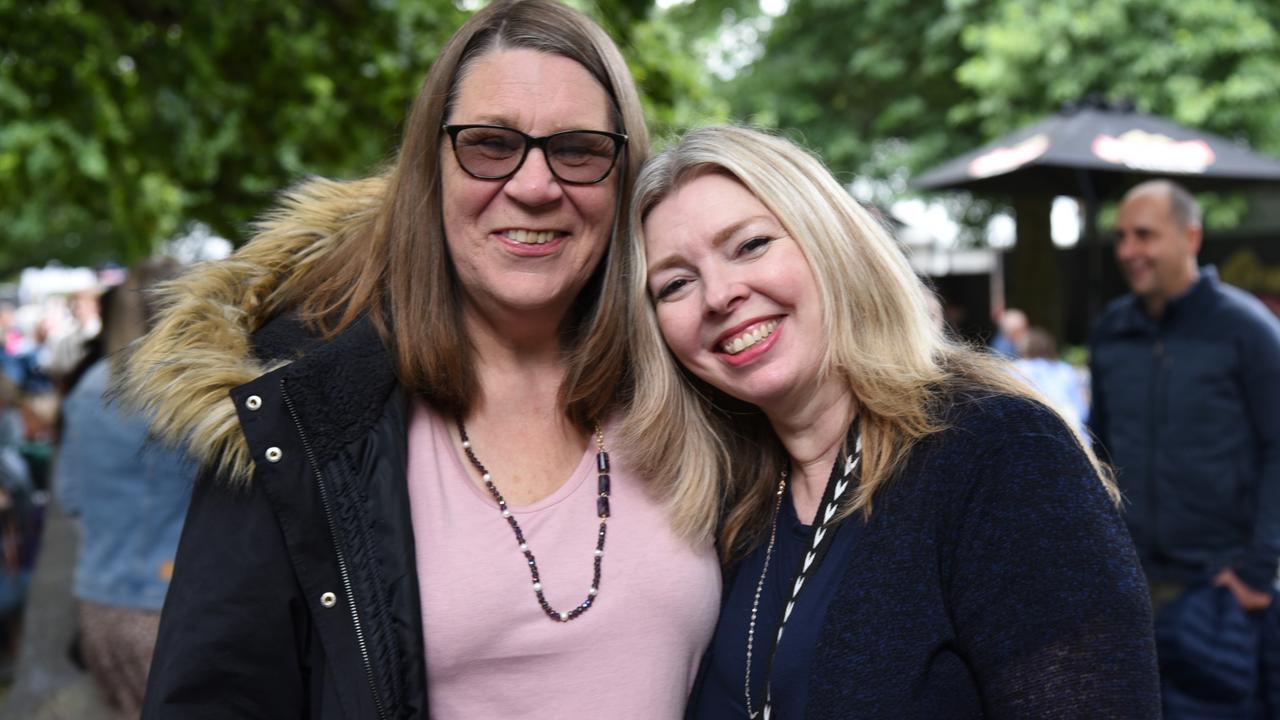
[143,313,429,719]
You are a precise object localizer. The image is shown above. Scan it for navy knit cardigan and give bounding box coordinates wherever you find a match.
[762,393,1160,718]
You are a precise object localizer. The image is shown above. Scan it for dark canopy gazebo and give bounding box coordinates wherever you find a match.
[913,97,1280,341]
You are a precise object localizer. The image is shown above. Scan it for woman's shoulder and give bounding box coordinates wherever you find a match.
[901,391,1101,511]
[931,391,1073,454]
[116,175,389,483]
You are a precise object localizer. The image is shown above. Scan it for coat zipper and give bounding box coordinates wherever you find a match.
[281,380,389,720]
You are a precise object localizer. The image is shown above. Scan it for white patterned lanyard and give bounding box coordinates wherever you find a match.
[745,428,862,719]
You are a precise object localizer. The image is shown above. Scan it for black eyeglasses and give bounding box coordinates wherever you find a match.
[443,124,628,185]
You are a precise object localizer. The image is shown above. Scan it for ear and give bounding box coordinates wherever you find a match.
[1186,224,1203,258]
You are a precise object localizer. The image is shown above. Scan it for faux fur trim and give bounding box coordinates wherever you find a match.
[117,174,387,482]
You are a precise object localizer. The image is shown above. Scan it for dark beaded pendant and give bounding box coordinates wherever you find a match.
[458,417,609,623]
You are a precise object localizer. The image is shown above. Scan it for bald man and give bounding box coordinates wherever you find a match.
[1090,180,1280,621]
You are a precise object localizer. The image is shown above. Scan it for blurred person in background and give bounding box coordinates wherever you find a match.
[12,305,59,484]
[0,377,29,492]
[1,299,43,394]
[1091,179,1280,716]
[1012,326,1089,439]
[0,373,33,673]
[55,258,196,719]
[0,302,20,355]
[44,288,102,391]
[988,307,1027,359]
[119,2,719,718]
[0,300,25,379]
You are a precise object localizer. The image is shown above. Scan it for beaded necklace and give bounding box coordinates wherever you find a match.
[457,418,610,623]
[745,429,862,719]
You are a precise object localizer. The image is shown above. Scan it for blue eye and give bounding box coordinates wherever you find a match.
[655,278,690,301]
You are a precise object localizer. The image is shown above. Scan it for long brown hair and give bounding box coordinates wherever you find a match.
[298,0,650,426]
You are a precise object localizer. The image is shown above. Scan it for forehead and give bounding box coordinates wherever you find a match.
[451,48,612,132]
[1118,192,1174,228]
[645,173,773,243]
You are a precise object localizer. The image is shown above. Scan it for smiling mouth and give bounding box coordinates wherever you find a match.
[720,319,780,355]
[1122,261,1150,277]
[505,229,561,245]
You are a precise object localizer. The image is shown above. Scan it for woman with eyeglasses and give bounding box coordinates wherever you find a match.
[123,2,720,718]
[624,126,1160,718]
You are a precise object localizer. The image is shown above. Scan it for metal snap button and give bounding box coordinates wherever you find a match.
[245,395,262,410]
[320,592,337,608]
[265,447,283,463]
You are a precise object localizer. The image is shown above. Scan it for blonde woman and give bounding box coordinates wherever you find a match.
[623,126,1159,718]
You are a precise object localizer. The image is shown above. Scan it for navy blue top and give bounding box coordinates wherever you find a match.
[692,487,862,718]
[687,393,1160,719]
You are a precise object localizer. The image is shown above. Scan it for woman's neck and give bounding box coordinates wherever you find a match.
[461,296,575,440]
[766,384,858,525]
[458,306,586,507]
[468,324,567,420]
[464,298,566,363]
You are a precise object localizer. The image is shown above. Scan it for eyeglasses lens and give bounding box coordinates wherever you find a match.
[453,127,617,183]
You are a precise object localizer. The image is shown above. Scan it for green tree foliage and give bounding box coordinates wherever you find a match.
[0,0,721,273]
[581,0,731,140]
[730,0,1280,207]
[726,0,981,185]
[0,0,467,271]
[956,0,1280,154]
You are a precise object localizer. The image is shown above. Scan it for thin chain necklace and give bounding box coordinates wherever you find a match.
[456,417,610,623]
[744,430,862,719]
[744,473,787,719]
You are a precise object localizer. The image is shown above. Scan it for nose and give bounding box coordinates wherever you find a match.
[703,269,748,316]
[503,147,564,207]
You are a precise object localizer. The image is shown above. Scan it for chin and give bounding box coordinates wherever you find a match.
[1131,282,1156,299]
[499,279,582,306]
[1122,276,1146,295]
[712,377,795,411]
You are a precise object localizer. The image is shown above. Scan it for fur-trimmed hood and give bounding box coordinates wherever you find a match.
[118,175,388,482]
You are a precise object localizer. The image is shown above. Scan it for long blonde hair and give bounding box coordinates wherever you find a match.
[294,0,650,428]
[622,126,1114,559]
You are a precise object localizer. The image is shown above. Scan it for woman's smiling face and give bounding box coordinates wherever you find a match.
[644,172,827,412]
[441,48,619,324]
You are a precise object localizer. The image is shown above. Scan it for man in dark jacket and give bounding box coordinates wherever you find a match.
[1091,179,1280,617]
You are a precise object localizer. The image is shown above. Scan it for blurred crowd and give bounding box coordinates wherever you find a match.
[0,261,198,718]
[0,284,105,674]
[990,307,1092,440]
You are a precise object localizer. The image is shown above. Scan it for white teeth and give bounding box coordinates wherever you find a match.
[509,230,556,245]
[721,319,779,355]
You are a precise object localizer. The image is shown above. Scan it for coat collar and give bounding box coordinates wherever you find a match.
[1113,265,1219,335]
[273,313,400,470]
[117,174,389,482]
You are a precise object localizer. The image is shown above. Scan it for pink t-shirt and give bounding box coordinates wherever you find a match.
[407,400,721,720]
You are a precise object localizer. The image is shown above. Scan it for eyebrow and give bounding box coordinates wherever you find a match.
[646,215,775,277]
[1115,223,1155,236]
[455,114,608,134]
